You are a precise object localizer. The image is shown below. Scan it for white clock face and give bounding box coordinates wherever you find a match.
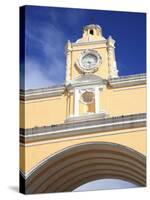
[76,50,101,73]
[81,53,98,69]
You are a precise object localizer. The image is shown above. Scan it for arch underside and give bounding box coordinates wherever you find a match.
[23,142,146,194]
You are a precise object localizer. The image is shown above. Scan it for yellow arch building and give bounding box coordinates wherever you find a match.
[20,24,146,194]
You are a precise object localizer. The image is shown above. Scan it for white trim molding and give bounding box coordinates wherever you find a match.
[74,88,80,116]
[109,73,146,88]
[95,86,100,113]
[20,73,146,101]
[20,113,146,144]
[107,36,119,78]
[20,85,65,101]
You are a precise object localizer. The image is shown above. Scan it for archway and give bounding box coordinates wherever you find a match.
[22,142,146,194]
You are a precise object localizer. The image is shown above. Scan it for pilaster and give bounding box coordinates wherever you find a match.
[95,87,100,113]
[107,36,119,78]
[65,40,72,83]
[74,88,80,116]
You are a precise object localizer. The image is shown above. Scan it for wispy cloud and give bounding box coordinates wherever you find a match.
[23,6,93,90]
[25,12,67,89]
[25,59,57,89]
[22,6,146,90]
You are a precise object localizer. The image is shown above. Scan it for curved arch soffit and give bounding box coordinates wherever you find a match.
[24,142,146,194]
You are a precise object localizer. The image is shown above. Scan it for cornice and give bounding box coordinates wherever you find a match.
[20,113,146,144]
[20,85,65,101]
[66,79,106,92]
[20,73,146,101]
[72,39,107,47]
[109,73,146,88]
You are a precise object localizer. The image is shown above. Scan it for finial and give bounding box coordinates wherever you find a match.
[107,35,115,47]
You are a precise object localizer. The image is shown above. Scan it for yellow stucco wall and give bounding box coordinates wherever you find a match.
[20,84,146,129]
[101,85,146,116]
[20,95,67,128]
[20,127,146,174]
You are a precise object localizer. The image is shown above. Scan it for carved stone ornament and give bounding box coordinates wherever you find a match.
[79,89,95,104]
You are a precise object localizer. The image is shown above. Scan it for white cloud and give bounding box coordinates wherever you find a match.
[24,7,87,90]
[25,21,66,89]
[25,59,56,89]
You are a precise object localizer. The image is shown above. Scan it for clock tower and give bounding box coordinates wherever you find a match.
[65,24,119,122]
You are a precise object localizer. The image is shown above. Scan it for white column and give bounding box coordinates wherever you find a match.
[107,36,118,78]
[74,88,80,116]
[66,50,71,82]
[95,87,100,114]
[65,40,72,83]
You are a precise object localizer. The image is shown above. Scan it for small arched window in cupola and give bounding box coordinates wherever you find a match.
[89,29,94,35]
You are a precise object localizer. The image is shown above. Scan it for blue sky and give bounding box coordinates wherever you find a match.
[20,5,146,90]
[74,179,137,191]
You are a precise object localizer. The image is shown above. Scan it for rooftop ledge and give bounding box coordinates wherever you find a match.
[20,113,146,144]
[20,73,146,101]
[108,73,146,88]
